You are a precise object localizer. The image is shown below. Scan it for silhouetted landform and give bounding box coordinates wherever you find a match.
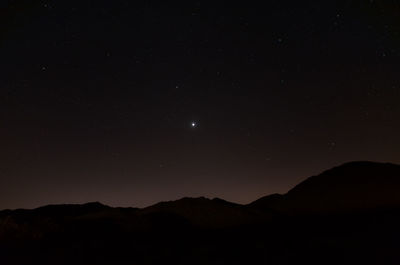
[1,161,400,265]
[250,161,400,213]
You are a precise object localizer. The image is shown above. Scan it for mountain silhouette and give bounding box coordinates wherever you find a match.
[140,196,275,227]
[1,161,400,265]
[251,161,400,214]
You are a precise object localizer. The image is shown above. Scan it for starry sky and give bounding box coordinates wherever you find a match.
[1,0,399,209]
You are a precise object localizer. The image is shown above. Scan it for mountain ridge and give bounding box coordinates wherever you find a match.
[1,161,399,215]
[1,161,400,265]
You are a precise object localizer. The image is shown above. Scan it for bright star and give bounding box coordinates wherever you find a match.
[191,122,197,128]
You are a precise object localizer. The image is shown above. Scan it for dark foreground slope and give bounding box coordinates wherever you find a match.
[250,161,400,213]
[1,161,400,265]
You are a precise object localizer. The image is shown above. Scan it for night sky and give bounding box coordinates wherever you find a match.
[1,0,399,209]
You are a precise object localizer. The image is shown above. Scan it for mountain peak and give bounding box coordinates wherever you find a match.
[290,161,400,212]
[250,161,400,214]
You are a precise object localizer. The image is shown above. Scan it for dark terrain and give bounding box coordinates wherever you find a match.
[1,161,400,265]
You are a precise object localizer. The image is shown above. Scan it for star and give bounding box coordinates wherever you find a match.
[191,121,197,128]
